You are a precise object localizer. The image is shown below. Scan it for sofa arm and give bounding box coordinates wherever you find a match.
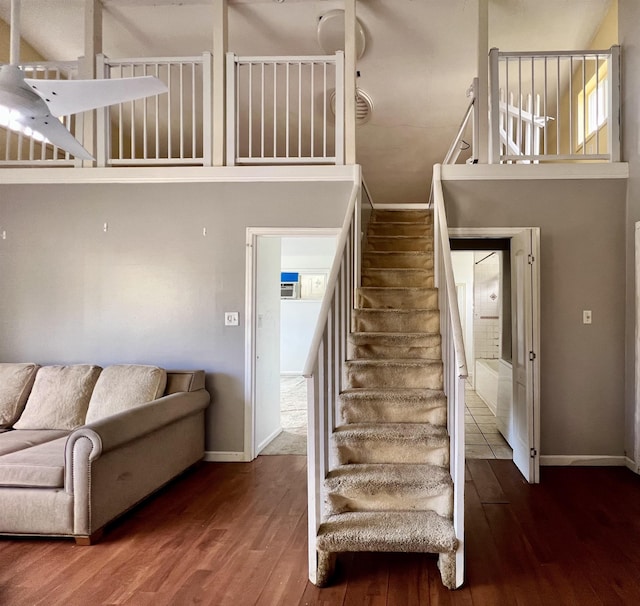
[64,389,210,492]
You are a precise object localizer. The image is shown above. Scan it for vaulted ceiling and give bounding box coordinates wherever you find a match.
[0,0,613,203]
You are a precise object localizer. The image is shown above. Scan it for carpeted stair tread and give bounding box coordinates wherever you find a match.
[367,223,433,237]
[372,210,432,223]
[338,391,447,424]
[324,463,453,518]
[357,287,438,310]
[325,463,452,500]
[365,236,433,252]
[317,510,457,554]
[362,268,435,288]
[348,332,442,361]
[363,251,434,270]
[349,332,441,346]
[352,308,439,333]
[333,421,447,442]
[344,359,443,390]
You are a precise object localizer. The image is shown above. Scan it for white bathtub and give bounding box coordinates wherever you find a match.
[475,358,499,415]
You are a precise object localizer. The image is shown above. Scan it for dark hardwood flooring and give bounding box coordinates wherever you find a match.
[1,456,639,605]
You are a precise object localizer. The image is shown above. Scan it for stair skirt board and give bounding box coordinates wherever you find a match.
[314,208,459,591]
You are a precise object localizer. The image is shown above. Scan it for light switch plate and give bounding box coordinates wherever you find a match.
[583,310,592,324]
[225,311,239,326]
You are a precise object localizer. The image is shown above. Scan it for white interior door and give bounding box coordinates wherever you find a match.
[254,236,283,455]
[510,229,540,483]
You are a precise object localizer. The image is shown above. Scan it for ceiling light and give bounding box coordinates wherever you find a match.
[317,9,366,59]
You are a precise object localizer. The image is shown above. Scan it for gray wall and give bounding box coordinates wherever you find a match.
[0,180,352,454]
[443,178,627,457]
[620,0,640,463]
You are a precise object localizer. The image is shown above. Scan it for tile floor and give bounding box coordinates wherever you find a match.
[465,384,513,460]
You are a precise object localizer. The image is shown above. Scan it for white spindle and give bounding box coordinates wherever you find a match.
[311,62,315,158]
[286,63,290,158]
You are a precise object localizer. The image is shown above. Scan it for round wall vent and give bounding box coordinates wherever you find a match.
[330,88,373,125]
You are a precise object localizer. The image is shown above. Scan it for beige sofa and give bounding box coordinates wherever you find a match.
[0,363,210,544]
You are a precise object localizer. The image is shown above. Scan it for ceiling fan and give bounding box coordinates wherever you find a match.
[0,0,167,160]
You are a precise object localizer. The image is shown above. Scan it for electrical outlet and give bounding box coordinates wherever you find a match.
[583,310,592,325]
[225,311,239,326]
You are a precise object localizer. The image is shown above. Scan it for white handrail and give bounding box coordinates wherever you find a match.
[433,165,467,377]
[303,180,360,377]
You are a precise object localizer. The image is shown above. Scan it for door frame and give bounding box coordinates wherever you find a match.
[450,227,541,482]
[244,227,341,462]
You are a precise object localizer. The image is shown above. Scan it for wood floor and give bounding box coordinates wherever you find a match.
[1,456,639,605]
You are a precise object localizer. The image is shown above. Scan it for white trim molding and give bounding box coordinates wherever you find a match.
[540,455,628,467]
[0,164,360,185]
[441,162,628,181]
[373,203,429,210]
[626,457,640,474]
[203,451,247,462]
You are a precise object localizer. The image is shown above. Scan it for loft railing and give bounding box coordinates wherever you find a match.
[226,52,344,166]
[489,46,620,163]
[302,176,361,584]
[0,61,81,165]
[97,53,213,167]
[431,162,467,589]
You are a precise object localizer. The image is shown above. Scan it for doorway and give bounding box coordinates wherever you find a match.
[451,228,541,483]
[245,228,339,461]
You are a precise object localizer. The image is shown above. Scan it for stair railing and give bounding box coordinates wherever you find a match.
[302,173,362,584]
[432,163,467,589]
[443,78,479,165]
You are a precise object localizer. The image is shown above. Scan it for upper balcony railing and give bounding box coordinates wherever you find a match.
[0,45,622,169]
[226,52,344,166]
[488,45,620,164]
[0,51,345,168]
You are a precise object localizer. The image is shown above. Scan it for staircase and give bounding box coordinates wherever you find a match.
[314,209,458,589]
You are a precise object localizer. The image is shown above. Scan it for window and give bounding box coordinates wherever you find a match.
[577,62,609,146]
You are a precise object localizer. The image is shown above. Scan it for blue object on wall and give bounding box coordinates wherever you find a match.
[281,272,299,282]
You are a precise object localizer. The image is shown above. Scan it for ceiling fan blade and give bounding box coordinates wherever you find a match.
[24,115,94,160]
[23,76,168,118]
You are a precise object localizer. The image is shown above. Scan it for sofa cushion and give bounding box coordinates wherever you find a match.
[0,429,70,457]
[85,365,167,424]
[0,436,67,488]
[14,365,102,430]
[0,363,39,428]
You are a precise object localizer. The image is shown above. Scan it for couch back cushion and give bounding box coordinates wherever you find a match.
[85,364,167,423]
[13,365,102,430]
[0,363,39,428]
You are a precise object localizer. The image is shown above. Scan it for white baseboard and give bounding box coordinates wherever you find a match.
[626,457,640,474]
[256,427,283,454]
[203,451,246,462]
[540,455,627,467]
[373,203,430,210]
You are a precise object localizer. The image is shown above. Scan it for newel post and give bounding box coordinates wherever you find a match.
[81,0,103,168]
[212,0,228,166]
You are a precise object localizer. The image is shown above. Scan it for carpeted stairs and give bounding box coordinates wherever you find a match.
[315,209,458,589]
